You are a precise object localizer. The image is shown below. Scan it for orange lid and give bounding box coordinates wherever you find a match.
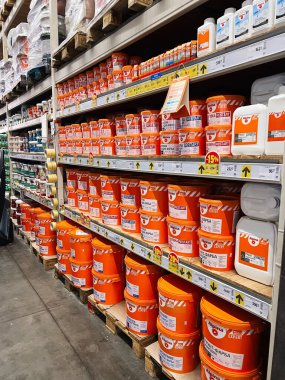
[56,220,76,231]
[101,199,120,206]
[199,195,239,207]
[100,174,119,180]
[89,194,101,200]
[98,118,111,122]
[205,124,232,130]
[37,233,56,240]
[120,203,139,211]
[126,113,140,118]
[141,110,160,115]
[200,294,265,331]
[113,69,123,74]
[69,228,92,241]
[168,183,208,191]
[206,95,246,102]
[166,215,199,227]
[140,179,168,186]
[139,208,165,218]
[115,135,126,141]
[120,177,140,184]
[199,342,262,379]
[90,120,98,125]
[56,246,70,254]
[157,317,200,340]
[179,127,204,133]
[160,130,179,135]
[37,212,53,220]
[30,207,45,214]
[107,74,113,79]
[122,65,133,71]
[158,274,203,301]
[71,123,80,127]
[66,187,77,192]
[100,136,115,141]
[198,228,234,241]
[125,252,162,272]
[124,288,158,306]
[70,257,92,265]
[141,132,160,137]
[189,100,205,105]
[20,203,31,208]
[81,122,89,127]
[92,267,124,281]
[91,236,124,251]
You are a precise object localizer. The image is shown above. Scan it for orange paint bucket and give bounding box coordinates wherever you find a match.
[70,258,92,288]
[120,204,141,233]
[201,294,265,371]
[100,175,121,201]
[100,136,116,155]
[160,130,180,156]
[69,229,92,261]
[37,212,55,237]
[157,318,200,374]
[112,52,128,70]
[141,132,160,156]
[126,134,141,156]
[167,216,199,257]
[126,114,141,135]
[141,110,161,133]
[122,65,133,85]
[115,116,127,136]
[205,125,232,156]
[57,247,71,275]
[20,203,32,219]
[125,253,163,300]
[31,225,39,241]
[120,178,141,206]
[92,236,125,275]
[168,184,209,221]
[77,171,89,193]
[115,136,127,156]
[66,188,78,208]
[198,229,235,271]
[125,289,158,336]
[92,268,124,305]
[38,234,56,256]
[66,169,78,190]
[90,121,100,138]
[89,173,101,196]
[89,195,101,219]
[81,122,91,138]
[161,113,181,131]
[21,218,31,232]
[206,95,245,126]
[199,342,262,380]
[58,126,66,140]
[101,199,121,226]
[67,140,74,155]
[91,138,100,155]
[140,209,168,244]
[140,180,168,214]
[82,138,92,155]
[77,191,89,212]
[113,69,124,88]
[199,195,240,235]
[179,127,205,156]
[181,100,207,128]
[98,118,116,137]
[73,123,83,139]
[59,140,67,155]
[55,221,75,250]
[158,274,203,333]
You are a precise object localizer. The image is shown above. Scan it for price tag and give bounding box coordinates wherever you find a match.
[75,101,80,112]
[153,246,162,266]
[207,278,218,293]
[171,162,182,173]
[258,165,280,181]
[198,62,208,76]
[247,41,266,60]
[168,252,179,273]
[91,94,97,107]
[208,55,225,73]
[244,295,269,319]
[126,161,135,170]
[188,65,198,78]
[193,272,206,288]
[220,163,237,178]
[219,284,234,302]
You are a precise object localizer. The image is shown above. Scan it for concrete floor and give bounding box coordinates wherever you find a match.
[0,236,153,380]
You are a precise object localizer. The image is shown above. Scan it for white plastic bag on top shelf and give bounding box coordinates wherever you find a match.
[94,0,112,17]
[64,0,95,36]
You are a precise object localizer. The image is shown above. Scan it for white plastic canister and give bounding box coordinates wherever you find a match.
[234,0,253,43]
[231,104,268,155]
[241,183,281,222]
[235,216,277,285]
[252,0,275,34]
[216,8,236,49]
[251,73,285,105]
[266,89,285,154]
[197,18,216,57]
[275,0,285,25]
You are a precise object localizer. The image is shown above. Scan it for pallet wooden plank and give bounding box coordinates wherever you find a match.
[128,0,153,11]
[102,9,122,31]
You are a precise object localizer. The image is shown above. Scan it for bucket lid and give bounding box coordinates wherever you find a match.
[124,288,157,305]
[139,208,165,218]
[205,124,232,130]
[206,95,245,102]
[70,257,92,265]
[199,342,261,379]
[91,236,124,252]
[166,215,198,227]
[91,267,124,281]
[125,253,162,272]
[157,317,200,340]
[179,127,204,133]
[199,195,239,206]
[37,212,53,220]
[168,183,209,192]
[120,203,139,211]
[56,246,70,254]
[158,274,203,301]
[69,229,92,241]
[37,233,56,240]
[200,294,265,331]
[56,220,76,231]
[198,229,234,241]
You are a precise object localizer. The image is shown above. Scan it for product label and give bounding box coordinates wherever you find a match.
[268,111,285,141]
[198,28,210,51]
[121,194,136,206]
[122,218,136,231]
[67,179,76,188]
[90,207,100,218]
[204,365,225,380]
[204,337,244,370]
[179,141,200,155]
[39,226,46,235]
[217,17,230,45]
[159,348,183,371]
[39,245,48,255]
[102,190,115,201]
[57,239,63,248]
[93,260,103,273]
[206,141,231,155]
[141,198,158,212]
[159,309,176,331]
[102,214,119,226]
[200,250,228,268]
[127,315,147,333]
[58,263,66,272]
[276,0,285,22]
[89,185,98,196]
[141,227,160,243]
[238,233,269,271]
[126,280,139,298]
[161,143,180,156]
[180,115,202,128]
[71,276,86,287]
[78,200,88,211]
[169,236,193,254]
[101,146,113,155]
[161,119,180,131]
[78,181,88,191]
[201,216,222,234]
[141,145,157,155]
[169,203,187,219]
[70,248,75,258]
[253,0,269,29]
[207,110,231,125]
[93,289,106,302]
[234,114,259,145]
[234,9,250,39]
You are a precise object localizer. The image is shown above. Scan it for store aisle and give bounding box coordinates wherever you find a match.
[0,236,152,380]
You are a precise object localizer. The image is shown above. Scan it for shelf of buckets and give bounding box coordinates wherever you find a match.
[11,162,274,380]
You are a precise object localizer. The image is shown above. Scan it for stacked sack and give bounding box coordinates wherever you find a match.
[53,220,76,275]
[37,212,57,256]
[157,274,203,374]
[91,236,125,305]
[69,228,93,288]
[124,253,163,336]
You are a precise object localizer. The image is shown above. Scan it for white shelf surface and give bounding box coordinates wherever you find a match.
[9,117,42,131]
[62,205,272,322]
[13,184,53,209]
[10,152,46,161]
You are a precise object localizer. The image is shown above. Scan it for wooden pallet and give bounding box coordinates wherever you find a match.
[19,228,32,245]
[11,218,21,235]
[54,263,92,304]
[53,31,87,68]
[145,342,201,380]
[30,242,57,271]
[0,0,16,21]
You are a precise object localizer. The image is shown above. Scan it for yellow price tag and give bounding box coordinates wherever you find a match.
[91,94,97,107]
[153,245,162,266]
[198,62,208,76]
[235,291,245,306]
[189,65,198,78]
[209,281,218,293]
[168,253,179,274]
[241,165,251,178]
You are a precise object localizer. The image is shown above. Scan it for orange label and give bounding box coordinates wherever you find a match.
[268,112,285,142]
[238,233,269,271]
[198,29,210,51]
[234,114,259,145]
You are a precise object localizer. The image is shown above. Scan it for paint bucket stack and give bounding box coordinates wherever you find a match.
[89,173,101,219]
[120,178,141,234]
[66,168,78,208]
[37,212,57,256]
[100,174,121,226]
[30,207,47,241]
[124,252,163,336]
[20,203,32,232]
[69,228,93,288]
[91,236,125,305]
[157,274,203,374]
[199,294,264,379]
[52,220,76,275]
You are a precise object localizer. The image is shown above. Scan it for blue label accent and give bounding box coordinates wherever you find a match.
[151,73,162,81]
